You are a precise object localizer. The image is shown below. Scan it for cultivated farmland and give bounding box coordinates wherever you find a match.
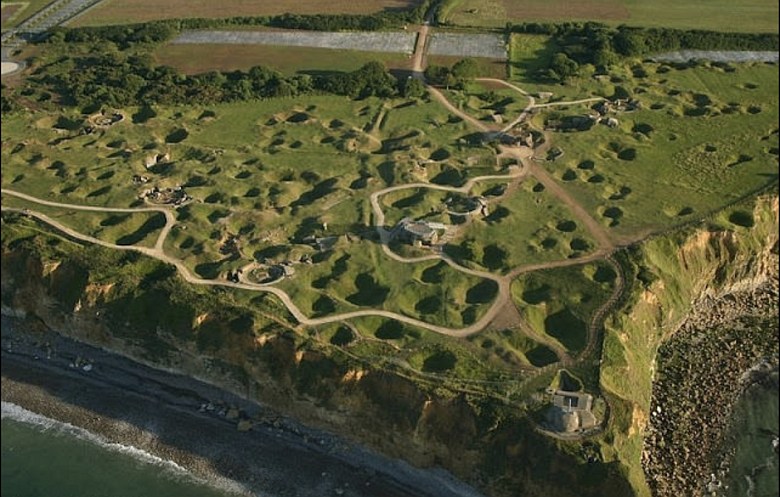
[71,0,423,26]
[1,0,54,28]
[172,30,417,54]
[439,0,779,33]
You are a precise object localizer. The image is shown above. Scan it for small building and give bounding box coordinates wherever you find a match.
[391,218,439,245]
[546,390,598,433]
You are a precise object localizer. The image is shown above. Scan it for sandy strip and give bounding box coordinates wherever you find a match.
[1,316,485,497]
[1,61,20,75]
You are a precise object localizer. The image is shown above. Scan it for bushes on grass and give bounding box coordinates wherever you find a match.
[508,21,779,81]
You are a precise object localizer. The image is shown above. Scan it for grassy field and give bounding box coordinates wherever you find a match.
[340,315,539,385]
[276,239,495,327]
[471,327,561,367]
[1,0,54,29]
[72,0,422,26]
[0,196,163,248]
[0,93,505,329]
[510,261,617,353]
[154,44,412,76]
[529,61,779,239]
[444,178,599,272]
[441,81,532,124]
[440,0,779,33]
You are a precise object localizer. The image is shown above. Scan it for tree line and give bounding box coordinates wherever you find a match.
[508,21,779,81]
[6,44,432,112]
[43,0,432,48]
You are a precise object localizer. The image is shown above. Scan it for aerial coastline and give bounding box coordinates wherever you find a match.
[1,314,486,497]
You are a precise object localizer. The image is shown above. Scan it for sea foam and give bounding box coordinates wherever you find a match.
[2,401,250,496]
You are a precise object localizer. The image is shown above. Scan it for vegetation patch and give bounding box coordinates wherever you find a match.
[511,261,617,353]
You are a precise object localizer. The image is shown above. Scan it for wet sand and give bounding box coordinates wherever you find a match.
[1,316,485,497]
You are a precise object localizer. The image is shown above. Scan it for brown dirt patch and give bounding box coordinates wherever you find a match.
[503,0,630,22]
[486,299,524,331]
[1,3,23,24]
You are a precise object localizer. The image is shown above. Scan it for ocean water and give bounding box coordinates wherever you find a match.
[1,402,245,497]
[725,378,780,497]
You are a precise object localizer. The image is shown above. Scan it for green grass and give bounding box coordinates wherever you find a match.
[154,44,413,76]
[0,195,163,248]
[441,0,779,33]
[441,81,532,125]
[332,315,537,387]
[427,54,507,80]
[445,178,599,272]
[277,239,495,327]
[529,61,779,239]
[471,327,561,367]
[511,261,617,353]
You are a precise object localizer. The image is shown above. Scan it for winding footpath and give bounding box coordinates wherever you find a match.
[1,70,621,363]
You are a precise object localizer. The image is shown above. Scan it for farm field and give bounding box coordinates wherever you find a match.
[70,0,423,26]
[154,44,413,75]
[439,0,779,33]
[1,0,53,28]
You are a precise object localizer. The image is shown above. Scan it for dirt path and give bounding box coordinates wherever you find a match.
[427,86,493,132]
[1,187,503,338]
[1,74,618,360]
[410,6,436,76]
[532,97,604,108]
[514,153,614,250]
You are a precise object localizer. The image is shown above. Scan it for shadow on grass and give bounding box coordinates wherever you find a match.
[346,273,389,307]
[545,308,586,352]
[115,214,166,246]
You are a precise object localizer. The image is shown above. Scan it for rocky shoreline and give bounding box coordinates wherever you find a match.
[641,271,779,497]
[1,314,486,497]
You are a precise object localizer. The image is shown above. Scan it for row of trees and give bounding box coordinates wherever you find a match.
[424,58,479,88]
[14,48,425,111]
[509,21,779,81]
[43,0,433,47]
[509,21,778,55]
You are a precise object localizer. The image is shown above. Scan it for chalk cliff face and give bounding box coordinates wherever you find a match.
[598,194,779,496]
[2,194,777,497]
